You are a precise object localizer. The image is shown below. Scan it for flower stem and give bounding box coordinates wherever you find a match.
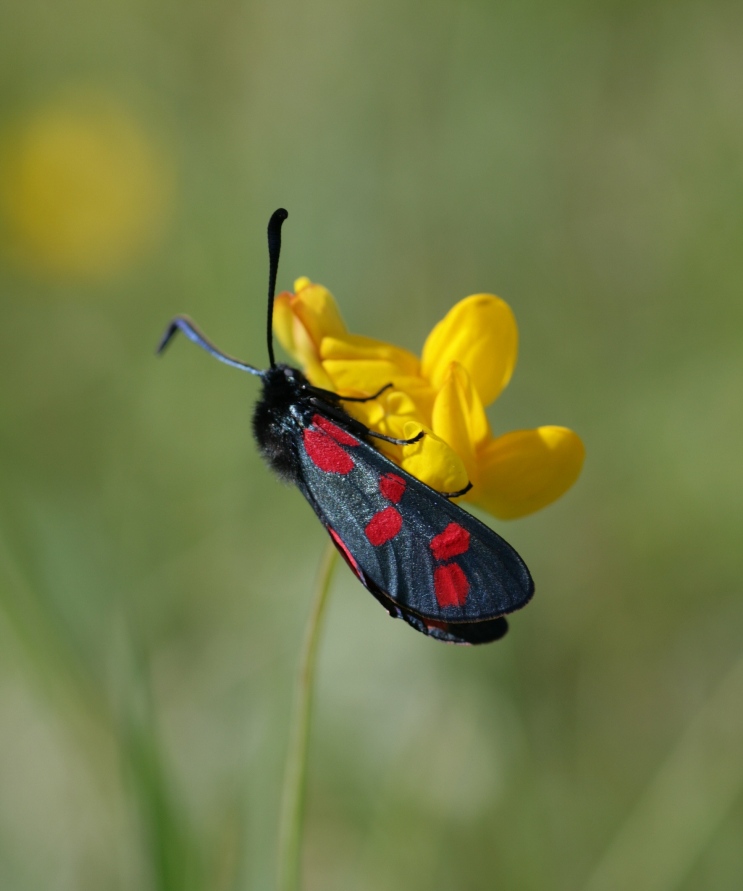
[277,541,338,891]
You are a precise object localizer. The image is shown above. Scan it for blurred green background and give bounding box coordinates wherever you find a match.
[2,0,743,888]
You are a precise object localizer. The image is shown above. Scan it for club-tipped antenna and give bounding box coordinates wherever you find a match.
[157,315,264,376]
[266,208,288,368]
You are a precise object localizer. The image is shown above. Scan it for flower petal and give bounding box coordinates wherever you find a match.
[422,294,518,405]
[433,362,491,454]
[342,401,468,495]
[343,390,415,441]
[273,290,305,358]
[272,292,333,387]
[430,362,490,483]
[321,333,425,408]
[321,334,420,374]
[291,279,347,344]
[346,388,418,428]
[273,280,346,388]
[323,361,424,401]
[473,426,585,519]
[398,422,470,494]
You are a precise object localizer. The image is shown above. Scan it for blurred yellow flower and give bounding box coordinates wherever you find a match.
[0,93,172,281]
[274,278,584,520]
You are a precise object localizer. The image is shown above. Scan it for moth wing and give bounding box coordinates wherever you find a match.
[296,415,534,644]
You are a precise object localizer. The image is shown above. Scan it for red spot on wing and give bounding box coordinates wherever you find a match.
[303,428,355,474]
[365,506,403,546]
[312,414,359,446]
[434,563,470,608]
[379,472,406,503]
[430,523,471,561]
[329,527,363,580]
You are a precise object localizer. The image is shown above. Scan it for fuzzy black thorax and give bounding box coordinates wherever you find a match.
[252,364,355,484]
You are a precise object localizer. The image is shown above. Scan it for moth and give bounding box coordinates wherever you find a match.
[158,209,533,643]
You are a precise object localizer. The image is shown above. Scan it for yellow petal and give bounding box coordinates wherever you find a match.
[273,281,346,388]
[422,294,518,406]
[473,426,585,520]
[1,96,171,280]
[320,334,422,404]
[343,395,403,437]
[302,356,335,389]
[431,362,491,483]
[345,388,419,429]
[432,362,491,460]
[273,291,302,358]
[323,359,418,396]
[343,392,419,461]
[397,422,470,494]
[379,388,419,419]
[358,412,417,465]
[324,369,435,426]
[342,403,468,494]
[321,334,420,375]
[291,280,347,347]
[272,291,334,387]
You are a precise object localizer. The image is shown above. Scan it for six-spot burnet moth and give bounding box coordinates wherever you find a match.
[157,209,534,644]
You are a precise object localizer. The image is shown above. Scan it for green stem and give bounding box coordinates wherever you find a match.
[277,541,338,891]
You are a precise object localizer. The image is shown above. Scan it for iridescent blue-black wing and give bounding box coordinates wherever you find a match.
[295,413,534,644]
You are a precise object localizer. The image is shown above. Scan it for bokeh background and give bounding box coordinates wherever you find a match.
[2,0,743,888]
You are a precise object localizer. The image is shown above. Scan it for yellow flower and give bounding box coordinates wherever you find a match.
[0,93,172,281]
[274,278,584,520]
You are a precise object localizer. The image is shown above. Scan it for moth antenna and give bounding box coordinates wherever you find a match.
[157,315,264,376]
[266,208,289,368]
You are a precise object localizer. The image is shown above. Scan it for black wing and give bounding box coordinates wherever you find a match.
[295,413,534,644]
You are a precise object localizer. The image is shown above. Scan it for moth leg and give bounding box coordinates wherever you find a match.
[304,397,424,446]
[307,382,392,403]
[337,383,393,403]
[439,481,473,499]
[366,429,424,446]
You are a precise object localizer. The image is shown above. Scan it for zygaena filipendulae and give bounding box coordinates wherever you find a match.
[157,209,533,644]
